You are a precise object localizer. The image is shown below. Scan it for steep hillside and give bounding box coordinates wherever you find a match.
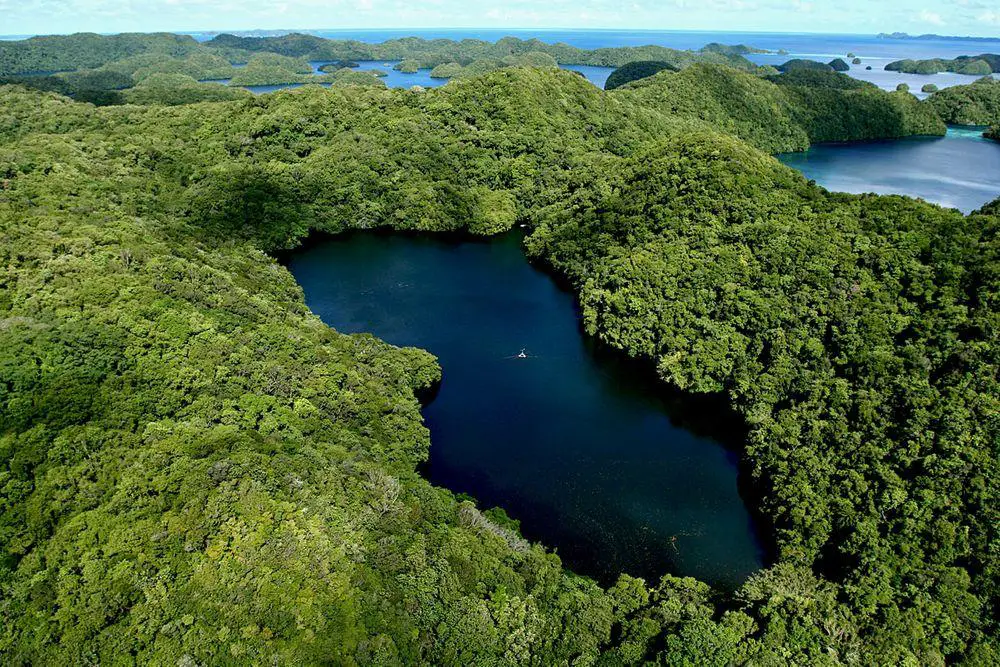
[614,65,945,153]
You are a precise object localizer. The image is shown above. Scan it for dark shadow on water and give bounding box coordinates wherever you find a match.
[572,336,777,583]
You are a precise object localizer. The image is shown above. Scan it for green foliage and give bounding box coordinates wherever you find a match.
[227,54,315,86]
[617,64,943,153]
[852,57,862,65]
[0,61,996,664]
[428,53,557,80]
[605,61,679,90]
[395,59,421,73]
[317,68,388,88]
[0,32,765,103]
[925,77,1000,125]
[127,52,238,82]
[122,74,252,105]
[897,82,910,92]
[238,53,313,75]
[886,54,1000,75]
[768,69,872,90]
[0,32,203,76]
[429,62,464,79]
[0,69,134,105]
[0,78,626,664]
[228,67,310,86]
[829,58,850,72]
[955,59,993,76]
[778,59,833,73]
[202,33,758,70]
[922,83,939,93]
[701,43,767,56]
[524,128,999,662]
[226,53,316,86]
[503,51,558,68]
[887,58,947,75]
[316,60,360,72]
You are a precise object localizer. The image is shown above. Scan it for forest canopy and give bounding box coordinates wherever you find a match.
[0,52,997,666]
[924,76,1000,126]
[604,60,679,90]
[613,65,943,153]
[885,53,1000,75]
[0,31,764,93]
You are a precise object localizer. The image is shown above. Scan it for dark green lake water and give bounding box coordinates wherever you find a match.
[287,232,765,588]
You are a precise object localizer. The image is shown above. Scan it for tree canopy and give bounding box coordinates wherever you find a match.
[924,76,1000,126]
[777,58,834,73]
[886,54,1000,75]
[0,60,996,665]
[604,61,679,90]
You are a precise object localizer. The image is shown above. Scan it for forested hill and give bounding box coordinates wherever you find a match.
[0,31,764,105]
[1,66,997,664]
[0,31,757,77]
[201,32,757,69]
[0,32,202,74]
[885,54,1000,75]
[613,66,944,152]
[925,76,1000,126]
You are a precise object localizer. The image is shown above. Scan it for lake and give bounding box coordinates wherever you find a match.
[778,126,1000,213]
[287,232,766,589]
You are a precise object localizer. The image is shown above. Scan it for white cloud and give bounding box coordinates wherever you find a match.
[917,9,944,25]
[978,10,1000,24]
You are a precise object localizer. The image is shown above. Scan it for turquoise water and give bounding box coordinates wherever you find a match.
[778,127,1000,213]
[287,232,766,589]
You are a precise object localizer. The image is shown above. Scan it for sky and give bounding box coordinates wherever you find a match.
[1,0,999,38]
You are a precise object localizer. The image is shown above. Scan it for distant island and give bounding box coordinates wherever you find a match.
[700,42,770,55]
[885,54,1000,75]
[0,32,765,90]
[878,32,1000,43]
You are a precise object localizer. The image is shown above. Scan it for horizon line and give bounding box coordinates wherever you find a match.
[3,27,1000,42]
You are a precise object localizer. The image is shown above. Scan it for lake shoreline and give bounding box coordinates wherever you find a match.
[286,228,771,588]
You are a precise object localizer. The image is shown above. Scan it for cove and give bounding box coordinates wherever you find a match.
[778,126,1000,214]
[287,231,765,589]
